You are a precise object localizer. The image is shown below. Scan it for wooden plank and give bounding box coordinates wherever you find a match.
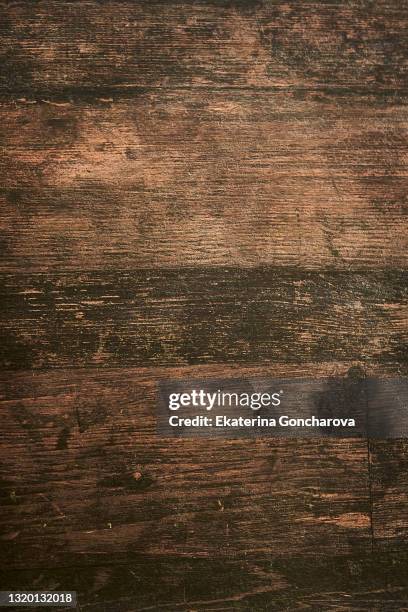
[0,365,371,569]
[2,552,408,610]
[1,1,407,94]
[0,92,407,271]
[370,440,408,549]
[0,269,406,369]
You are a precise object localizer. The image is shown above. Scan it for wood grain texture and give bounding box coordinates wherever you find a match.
[1,0,408,606]
[370,440,408,550]
[0,365,372,569]
[2,552,408,610]
[1,1,407,94]
[0,92,407,271]
[0,269,406,369]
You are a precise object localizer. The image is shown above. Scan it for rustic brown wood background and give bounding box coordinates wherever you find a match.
[0,1,407,609]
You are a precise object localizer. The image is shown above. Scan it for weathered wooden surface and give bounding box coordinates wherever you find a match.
[1,1,407,94]
[1,365,407,573]
[369,440,408,550]
[2,552,408,610]
[0,365,372,570]
[0,270,406,369]
[1,0,407,608]
[1,92,407,271]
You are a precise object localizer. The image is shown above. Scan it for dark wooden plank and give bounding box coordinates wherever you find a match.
[0,92,407,271]
[2,552,408,610]
[0,269,406,369]
[0,365,371,569]
[370,440,408,550]
[1,1,407,94]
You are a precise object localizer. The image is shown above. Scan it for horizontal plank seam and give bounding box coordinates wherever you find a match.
[1,85,408,101]
[0,364,403,373]
[4,551,408,575]
[0,267,407,276]
[0,364,375,377]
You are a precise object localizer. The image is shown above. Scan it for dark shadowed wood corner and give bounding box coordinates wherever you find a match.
[0,1,407,610]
